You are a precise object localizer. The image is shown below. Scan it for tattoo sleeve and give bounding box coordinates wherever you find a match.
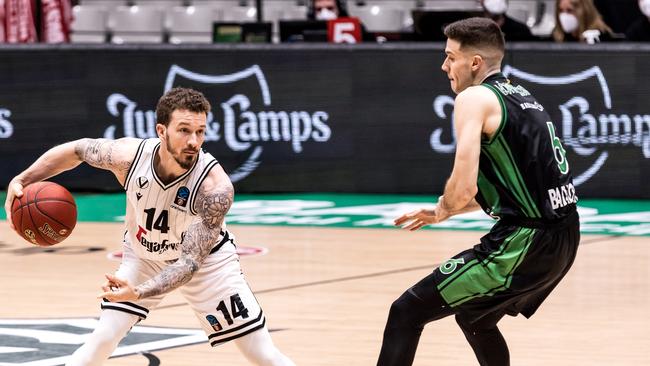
[135,182,234,299]
[74,138,131,179]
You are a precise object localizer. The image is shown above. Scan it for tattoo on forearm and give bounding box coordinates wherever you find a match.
[136,257,198,299]
[74,138,131,177]
[136,184,234,299]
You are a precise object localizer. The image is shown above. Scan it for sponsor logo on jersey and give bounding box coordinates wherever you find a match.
[548,183,578,209]
[493,80,530,97]
[103,65,332,183]
[136,176,150,189]
[429,65,650,186]
[136,225,186,254]
[174,186,190,207]
[0,318,206,365]
[136,192,143,201]
[520,101,544,111]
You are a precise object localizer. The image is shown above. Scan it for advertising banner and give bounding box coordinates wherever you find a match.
[0,45,648,198]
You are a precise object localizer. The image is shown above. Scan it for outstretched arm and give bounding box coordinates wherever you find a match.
[4,137,140,230]
[100,165,234,302]
[394,197,482,231]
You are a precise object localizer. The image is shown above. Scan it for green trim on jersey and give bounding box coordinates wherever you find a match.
[438,227,537,307]
[494,135,541,218]
[480,83,507,145]
[477,170,501,215]
[478,83,542,218]
[482,143,536,218]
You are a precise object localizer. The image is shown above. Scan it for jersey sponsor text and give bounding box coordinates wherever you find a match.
[548,183,578,210]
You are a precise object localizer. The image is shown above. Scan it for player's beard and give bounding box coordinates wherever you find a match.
[165,135,197,170]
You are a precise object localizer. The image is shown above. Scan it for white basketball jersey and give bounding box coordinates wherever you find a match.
[123,138,224,261]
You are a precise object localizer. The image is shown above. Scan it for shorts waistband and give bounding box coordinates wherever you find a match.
[210,230,231,255]
[498,210,579,230]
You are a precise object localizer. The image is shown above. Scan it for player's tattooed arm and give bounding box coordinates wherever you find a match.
[135,169,234,299]
[74,138,140,185]
[8,137,139,191]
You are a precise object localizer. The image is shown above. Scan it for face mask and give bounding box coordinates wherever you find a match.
[559,12,579,33]
[640,0,650,18]
[316,8,337,21]
[483,0,508,15]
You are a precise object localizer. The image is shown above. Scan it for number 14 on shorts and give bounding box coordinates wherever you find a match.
[206,293,250,331]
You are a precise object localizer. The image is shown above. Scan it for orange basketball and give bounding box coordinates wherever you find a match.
[11,181,77,246]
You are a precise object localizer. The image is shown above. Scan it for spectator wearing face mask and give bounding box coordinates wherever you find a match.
[307,0,374,42]
[480,0,537,41]
[308,0,349,21]
[625,0,650,41]
[553,0,614,43]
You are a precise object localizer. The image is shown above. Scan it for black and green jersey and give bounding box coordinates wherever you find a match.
[477,73,577,221]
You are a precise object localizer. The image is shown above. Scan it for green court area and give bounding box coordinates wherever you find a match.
[2,192,649,236]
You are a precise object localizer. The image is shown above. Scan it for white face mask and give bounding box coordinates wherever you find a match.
[559,12,579,33]
[316,8,337,21]
[483,0,508,15]
[640,0,650,18]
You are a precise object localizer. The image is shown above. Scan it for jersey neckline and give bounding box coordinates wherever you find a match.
[150,142,200,190]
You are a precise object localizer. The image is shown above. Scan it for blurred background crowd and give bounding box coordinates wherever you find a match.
[0,0,648,45]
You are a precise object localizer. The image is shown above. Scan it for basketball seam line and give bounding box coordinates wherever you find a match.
[32,199,73,231]
[12,198,76,213]
[26,199,56,246]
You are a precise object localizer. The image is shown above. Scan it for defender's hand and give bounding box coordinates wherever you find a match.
[4,179,24,230]
[98,274,140,302]
[394,205,450,231]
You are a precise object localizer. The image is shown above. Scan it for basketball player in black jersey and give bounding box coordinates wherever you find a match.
[376,17,580,366]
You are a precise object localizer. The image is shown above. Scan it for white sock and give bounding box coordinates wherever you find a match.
[234,327,295,366]
[66,310,139,366]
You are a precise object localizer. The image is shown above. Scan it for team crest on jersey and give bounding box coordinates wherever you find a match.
[136,176,149,189]
[174,186,190,207]
[0,318,206,365]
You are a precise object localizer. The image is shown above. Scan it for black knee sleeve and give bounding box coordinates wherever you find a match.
[387,286,453,330]
[385,291,424,330]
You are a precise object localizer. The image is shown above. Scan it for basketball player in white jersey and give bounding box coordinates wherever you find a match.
[3,87,295,366]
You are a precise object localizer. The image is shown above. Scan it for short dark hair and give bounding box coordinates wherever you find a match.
[155,87,211,126]
[443,17,505,53]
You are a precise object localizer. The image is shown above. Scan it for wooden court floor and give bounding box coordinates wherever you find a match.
[0,220,648,365]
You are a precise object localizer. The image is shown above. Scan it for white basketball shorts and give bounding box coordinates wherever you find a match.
[100,230,266,346]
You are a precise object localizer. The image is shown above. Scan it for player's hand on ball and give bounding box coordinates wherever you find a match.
[4,179,24,231]
[98,274,140,302]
